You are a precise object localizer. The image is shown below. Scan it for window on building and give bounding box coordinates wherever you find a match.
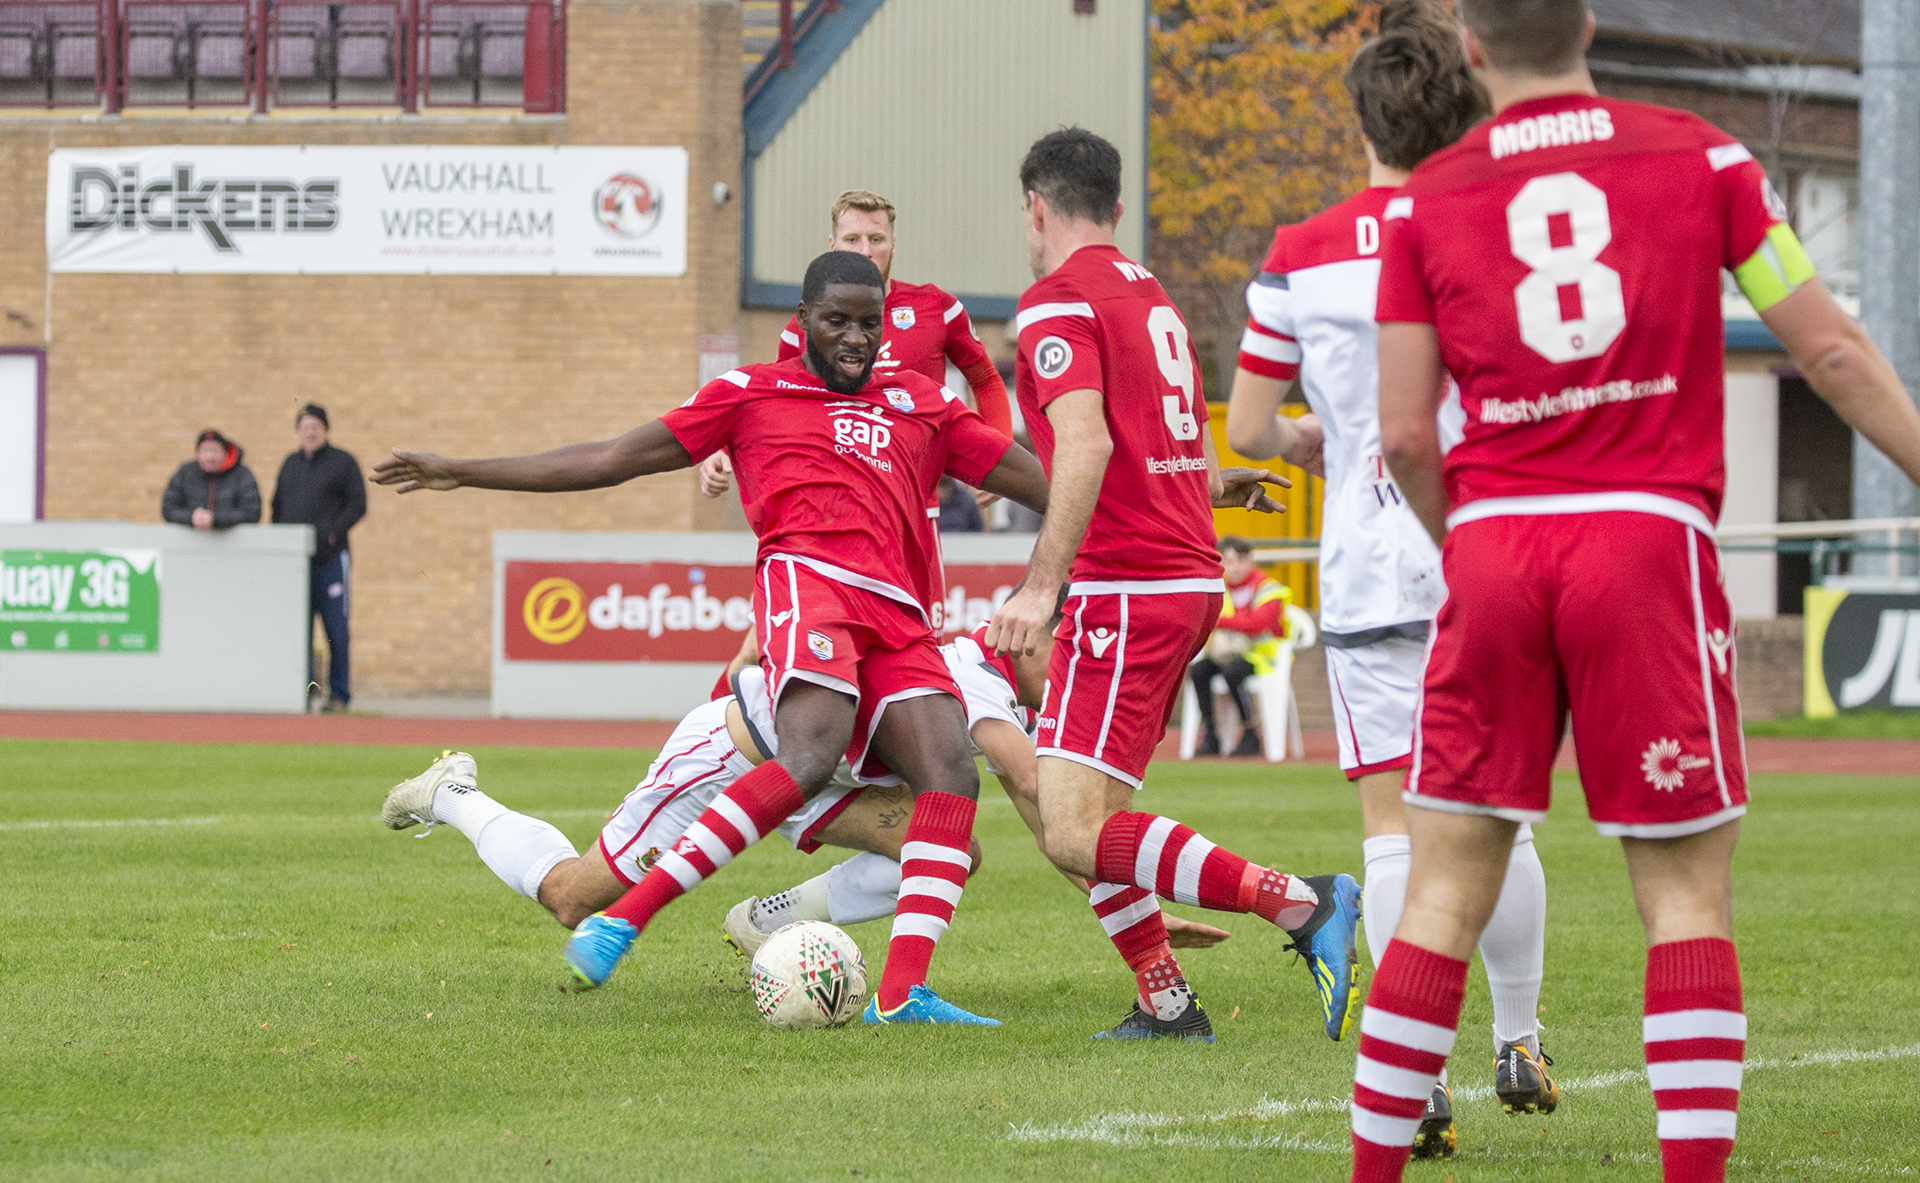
[1793,169,1858,304]
[0,0,564,111]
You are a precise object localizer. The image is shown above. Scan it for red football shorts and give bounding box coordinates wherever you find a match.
[755,556,959,784]
[1038,588,1223,787]
[1409,512,1747,837]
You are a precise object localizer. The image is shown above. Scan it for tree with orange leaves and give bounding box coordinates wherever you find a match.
[1150,0,1377,389]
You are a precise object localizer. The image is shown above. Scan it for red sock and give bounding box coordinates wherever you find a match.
[1646,937,1744,1183]
[602,762,803,932]
[876,791,976,1010]
[1089,884,1192,1017]
[1093,811,1317,927]
[1350,939,1469,1183]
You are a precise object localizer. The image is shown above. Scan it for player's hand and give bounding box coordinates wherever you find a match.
[698,451,733,498]
[373,450,462,493]
[973,487,1000,511]
[1164,914,1232,949]
[1214,467,1288,513]
[985,582,1056,657]
[1281,414,1326,478]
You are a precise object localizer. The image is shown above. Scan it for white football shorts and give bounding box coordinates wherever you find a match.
[1325,632,1429,779]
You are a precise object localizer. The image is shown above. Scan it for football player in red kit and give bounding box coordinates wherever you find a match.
[1347,4,1920,1181]
[375,251,1051,1026]
[701,189,1012,493]
[987,128,1364,1045]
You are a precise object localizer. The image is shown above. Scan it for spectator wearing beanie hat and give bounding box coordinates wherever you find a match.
[162,429,261,530]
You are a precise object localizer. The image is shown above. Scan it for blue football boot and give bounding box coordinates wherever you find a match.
[1283,873,1362,1041]
[862,984,1002,1026]
[561,912,637,989]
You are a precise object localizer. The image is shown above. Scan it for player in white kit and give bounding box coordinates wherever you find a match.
[378,625,1230,953]
[1225,0,1554,1156]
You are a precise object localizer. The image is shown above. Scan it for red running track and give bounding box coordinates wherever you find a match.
[1,710,1914,776]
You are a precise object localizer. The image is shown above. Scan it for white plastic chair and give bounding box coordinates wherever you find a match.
[1179,604,1315,762]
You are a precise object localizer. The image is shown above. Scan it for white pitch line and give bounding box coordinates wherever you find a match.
[1008,1042,1920,1149]
[0,815,224,832]
[0,807,619,833]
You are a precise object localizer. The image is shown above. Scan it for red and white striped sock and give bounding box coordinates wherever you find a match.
[1094,811,1317,929]
[1645,937,1745,1183]
[601,762,803,933]
[875,791,976,1010]
[1089,884,1193,1018]
[1349,939,1469,1183]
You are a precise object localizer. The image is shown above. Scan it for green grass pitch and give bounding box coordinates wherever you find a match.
[2,737,1916,1181]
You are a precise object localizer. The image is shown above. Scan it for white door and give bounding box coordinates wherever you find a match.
[0,352,40,522]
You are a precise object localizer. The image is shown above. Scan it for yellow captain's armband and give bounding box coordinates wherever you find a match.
[1732,222,1817,313]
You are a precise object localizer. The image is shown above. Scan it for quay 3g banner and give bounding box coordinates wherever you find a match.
[1,549,160,653]
[46,145,687,275]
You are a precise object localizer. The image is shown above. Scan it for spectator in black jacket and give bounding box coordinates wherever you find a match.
[162,430,260,531]
[272,404,367,713]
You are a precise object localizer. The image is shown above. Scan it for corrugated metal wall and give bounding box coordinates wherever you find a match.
[751,0,1147,299]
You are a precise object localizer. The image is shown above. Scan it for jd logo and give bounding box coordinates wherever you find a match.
[1832,606,1920,708]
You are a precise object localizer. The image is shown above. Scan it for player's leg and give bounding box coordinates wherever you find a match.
[1186,655,1225,755]
[1220,656,1262,756]
[536,851,628,929]
[381,750,581,909]
[860,687,999,1023]
[1039,590,1361,1040]
[562,680,858,987]
[724,786,985,951]
[1348,517,1563,1182]
[1556,515,1749,1183]
[1621,823,1744,1183]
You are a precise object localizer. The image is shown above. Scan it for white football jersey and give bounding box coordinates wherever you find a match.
[1240,187,1462,639]
[944,634,1035,776]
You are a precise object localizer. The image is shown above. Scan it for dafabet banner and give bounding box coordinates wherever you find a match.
[503,560,1031,663]
[46,145,687,275]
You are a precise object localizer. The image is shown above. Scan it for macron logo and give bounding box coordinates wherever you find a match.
[1489,107,1614,160]
[1087,628,1118,658]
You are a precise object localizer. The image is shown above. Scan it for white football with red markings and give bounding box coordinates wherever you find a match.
[749,921,867,1029]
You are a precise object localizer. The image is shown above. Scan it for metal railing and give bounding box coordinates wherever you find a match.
[0,0,563,111]
[742,0,834,104]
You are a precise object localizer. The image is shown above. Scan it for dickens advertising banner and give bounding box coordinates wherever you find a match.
[46,145,687,276]
[1,548,160,652]
[1803,587,1920,715]
[503,560,1030,663]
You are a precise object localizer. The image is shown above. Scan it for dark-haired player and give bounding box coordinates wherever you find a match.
[1347,2,1920,1181]
[1226,0,1553,1157]
[987,127,1362,1045]
[700,190,1014,634]
[375,251,1051,1026]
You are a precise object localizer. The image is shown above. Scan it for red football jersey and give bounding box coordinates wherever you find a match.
[1015,245,1222,585]
[779,279,1005,420]
[661,358,1012,616]
[1376,94,1781,527]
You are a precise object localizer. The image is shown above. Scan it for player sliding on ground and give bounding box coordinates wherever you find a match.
[986,128,1364,1045]
[376,627,1233,965]
[1349,2,1920,1180]
[1227,1,1555,1155]
[375,250,1051,1026]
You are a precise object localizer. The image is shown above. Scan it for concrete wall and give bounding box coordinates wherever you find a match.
[10,0,744,698]
[749,0,1147,306]
[1722,370,1781,619]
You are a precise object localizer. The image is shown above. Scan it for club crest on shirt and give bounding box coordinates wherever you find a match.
[808,630,835,660]
[884,387,916,413]
[1034,336,1073,380]
[891,307,916,330]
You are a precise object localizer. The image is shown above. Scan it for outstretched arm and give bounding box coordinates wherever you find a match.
[1762,279,1920,487]
[1226,367,1324,476]
[973,441,1049,516]
[374,420,693,494]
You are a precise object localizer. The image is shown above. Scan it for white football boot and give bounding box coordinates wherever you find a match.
[382,750,478,833]
[722,897,773,959]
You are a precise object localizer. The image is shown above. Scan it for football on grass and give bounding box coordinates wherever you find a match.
[749,921,867,1028]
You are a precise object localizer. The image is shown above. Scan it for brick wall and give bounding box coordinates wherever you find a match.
[8,0,743,698]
